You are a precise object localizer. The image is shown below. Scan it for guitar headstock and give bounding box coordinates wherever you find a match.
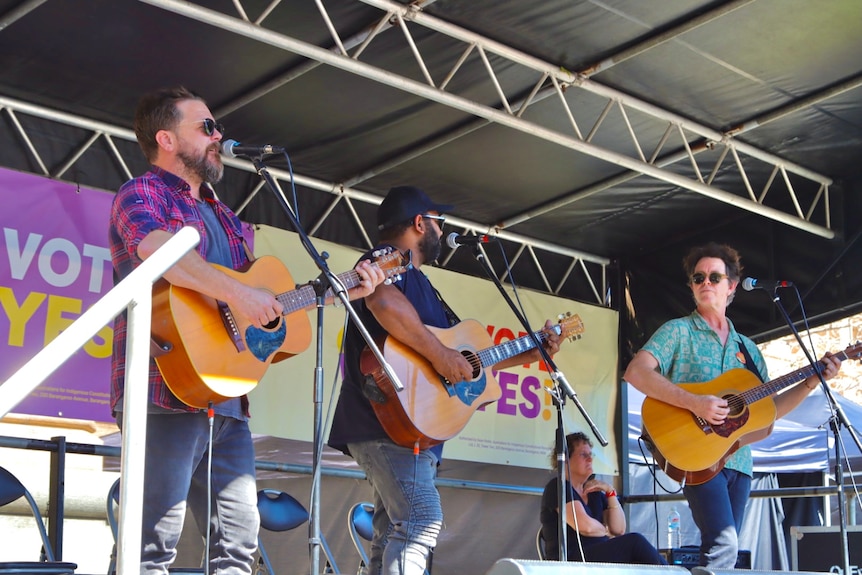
[370,247,412,285]
[844,341,862,362]
[557,312,585,342]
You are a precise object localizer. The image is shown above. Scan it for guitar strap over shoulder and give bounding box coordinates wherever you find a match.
[241,237,255,263]
[737,340,763,382]
[432,285,461,327]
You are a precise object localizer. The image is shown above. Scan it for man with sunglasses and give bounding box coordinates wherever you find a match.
[108,87,383,575]
[624,242,841,569]
[328,185,561,575]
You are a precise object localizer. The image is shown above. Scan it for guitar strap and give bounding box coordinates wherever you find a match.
[432,285,461,327]
[737,340,763,382]
[241,237,256,263]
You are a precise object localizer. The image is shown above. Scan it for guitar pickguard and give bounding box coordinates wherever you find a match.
[709,406,750,438]
[446,373,488,406]
[245,321,287,362]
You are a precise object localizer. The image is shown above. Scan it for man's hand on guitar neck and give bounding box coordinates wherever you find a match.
[344,259,386,301]
[492,319,562,370]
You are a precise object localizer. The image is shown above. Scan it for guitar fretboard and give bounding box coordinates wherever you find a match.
[275,270,362,315]
[740,350,851,405]
[476,325,561,367]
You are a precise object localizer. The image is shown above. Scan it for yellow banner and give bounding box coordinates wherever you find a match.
[248,225,619,473]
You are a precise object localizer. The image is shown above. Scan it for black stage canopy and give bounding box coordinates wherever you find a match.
[1,0,861,360]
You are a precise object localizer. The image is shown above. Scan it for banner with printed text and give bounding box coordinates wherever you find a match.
[0,169,620,471]
[250,226,620,473]
[0,168,115,421]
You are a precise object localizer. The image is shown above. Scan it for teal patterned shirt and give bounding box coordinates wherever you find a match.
[640,310,768,476]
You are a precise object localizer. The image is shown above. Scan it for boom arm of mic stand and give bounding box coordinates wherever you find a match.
[250,158,403,391]
[468,244,606,446]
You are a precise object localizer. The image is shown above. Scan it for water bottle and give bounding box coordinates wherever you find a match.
[667,506,681,549]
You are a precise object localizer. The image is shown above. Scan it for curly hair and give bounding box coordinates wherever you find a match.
[549,431,592,470]
[682,242,743,304]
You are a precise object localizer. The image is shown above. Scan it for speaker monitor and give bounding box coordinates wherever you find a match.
[485,559,691,575]
[692,569,828,575]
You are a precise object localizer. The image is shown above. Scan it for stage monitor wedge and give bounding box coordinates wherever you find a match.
[486,559,691,575]
[692,568,828,575]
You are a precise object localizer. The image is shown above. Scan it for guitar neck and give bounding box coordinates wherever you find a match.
[476,325,561,367]
[744,349,850,404]
[275,269,362,314]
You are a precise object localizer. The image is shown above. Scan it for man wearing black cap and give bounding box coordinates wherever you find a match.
[328,185,560,575]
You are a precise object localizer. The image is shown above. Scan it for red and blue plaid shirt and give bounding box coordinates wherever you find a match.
[109,166,251,414]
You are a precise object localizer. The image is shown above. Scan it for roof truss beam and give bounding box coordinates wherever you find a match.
[140,0,835,240]
[0,94,609,305]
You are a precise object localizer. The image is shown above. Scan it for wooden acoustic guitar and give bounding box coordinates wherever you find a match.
[151,248,410,408]
[359,313,584,449]
[640,342,862,485]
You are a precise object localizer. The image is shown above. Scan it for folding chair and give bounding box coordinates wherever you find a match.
[0,466,77,575]
[256,488,338,575]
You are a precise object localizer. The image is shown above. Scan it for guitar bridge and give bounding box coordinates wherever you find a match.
[693,414,714,435]
[218,301,247,353]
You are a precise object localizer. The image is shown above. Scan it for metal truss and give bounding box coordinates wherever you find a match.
[5,0,851,305]
[0,94,610,305]
[143,0,836,240]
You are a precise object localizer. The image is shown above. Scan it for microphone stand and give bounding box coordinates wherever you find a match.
[765,287,861,575]
[248,156,404,574]
[466,243,607,562]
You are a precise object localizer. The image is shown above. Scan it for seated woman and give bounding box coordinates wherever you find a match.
[540,432,665,564]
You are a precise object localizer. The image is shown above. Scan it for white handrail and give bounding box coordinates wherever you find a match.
[0,225,200,575]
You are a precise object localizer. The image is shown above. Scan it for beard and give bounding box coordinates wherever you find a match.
[178,144,224,184]
[418,225,442,263]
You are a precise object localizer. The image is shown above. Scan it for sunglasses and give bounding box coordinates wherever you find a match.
[421,214,446,229]
[179,118,225,137]
[690,272,729,285]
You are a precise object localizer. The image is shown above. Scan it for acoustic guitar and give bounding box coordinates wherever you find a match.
[359,313,584,449]
[640,342,862,485]
[151,248,410,408]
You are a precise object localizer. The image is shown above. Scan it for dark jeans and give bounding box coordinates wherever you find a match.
[684,468,751,568]
[580,533,667,564]
[118,411,259,575]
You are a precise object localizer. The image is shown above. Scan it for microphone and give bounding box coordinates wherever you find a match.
[220,139,285,158]
[741,277,794,291]
[446,232,496,249]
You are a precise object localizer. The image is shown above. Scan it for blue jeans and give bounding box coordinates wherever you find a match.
[118,412,259,575]
[684,468,751,568]
[348,439,443,575]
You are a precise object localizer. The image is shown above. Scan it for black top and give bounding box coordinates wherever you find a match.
[327,245,452,454]
[540,477,609,561]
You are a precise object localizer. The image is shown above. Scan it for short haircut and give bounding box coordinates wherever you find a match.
[133,86,203,163]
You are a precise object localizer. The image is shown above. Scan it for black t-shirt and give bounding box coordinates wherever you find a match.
[327,245,452,454]
[540,477,609,561]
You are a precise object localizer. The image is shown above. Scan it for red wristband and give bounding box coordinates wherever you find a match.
[606,490,617,498]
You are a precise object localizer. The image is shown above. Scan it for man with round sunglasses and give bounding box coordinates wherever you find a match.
[109,86,384,575]
[624,242,841,569]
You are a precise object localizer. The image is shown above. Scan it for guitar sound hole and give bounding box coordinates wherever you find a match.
[263,317,280,330]
[460,351,481,379]
[723,394,744,417]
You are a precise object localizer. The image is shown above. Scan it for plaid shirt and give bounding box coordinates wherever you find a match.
[109,166,251,414]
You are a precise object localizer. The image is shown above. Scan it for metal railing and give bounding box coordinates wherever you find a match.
[0,226,200,575]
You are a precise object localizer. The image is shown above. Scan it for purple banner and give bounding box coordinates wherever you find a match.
[0,168,116,420]
[1,168,256,422]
